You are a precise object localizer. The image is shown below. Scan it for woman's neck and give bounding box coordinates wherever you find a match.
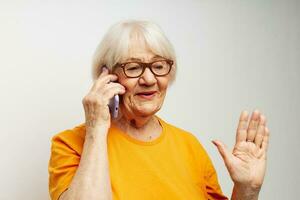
[114,114,162,141]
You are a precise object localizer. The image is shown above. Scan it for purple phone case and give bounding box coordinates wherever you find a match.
[102,66,119,119]
[109,95,119,118]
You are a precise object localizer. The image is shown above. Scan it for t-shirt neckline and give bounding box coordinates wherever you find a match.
[110,116,166,146]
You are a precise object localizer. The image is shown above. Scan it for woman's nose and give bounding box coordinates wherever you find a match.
[138,67,157,85]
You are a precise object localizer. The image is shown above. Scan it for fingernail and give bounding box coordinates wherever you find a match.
[254,109,260,114]
[242,110,248,115]
[211,140,218,146]
[102,66,108,72]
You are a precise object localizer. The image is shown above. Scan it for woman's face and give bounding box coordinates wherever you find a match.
[114,41,172,118]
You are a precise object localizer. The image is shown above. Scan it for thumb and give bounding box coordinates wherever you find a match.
[212,140,232,165]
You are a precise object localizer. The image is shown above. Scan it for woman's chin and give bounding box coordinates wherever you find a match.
[133,105,160,117]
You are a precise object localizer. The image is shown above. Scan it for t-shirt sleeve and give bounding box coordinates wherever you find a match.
[203,151,228,200]
[189,135,228,200]
[48,133,81,200]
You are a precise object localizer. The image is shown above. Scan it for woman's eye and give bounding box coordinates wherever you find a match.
[155,65,163,69]
[153,65,164,70]
[127,66,140,71]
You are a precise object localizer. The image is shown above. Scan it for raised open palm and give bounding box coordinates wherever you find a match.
[213,110,270,189]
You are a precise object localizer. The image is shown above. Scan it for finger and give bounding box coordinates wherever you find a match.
[261,127,270,152]
[236,110,249,143]
[246,109,261,142]
[105,88,125,100]
[98,73,118,85]
[254,115,266,147]
[100,66,109,75]
[102,82,125,95]
[212,140,232,168]
[95,66,110,79]
[102,84,126,101]
[91,74,118,92]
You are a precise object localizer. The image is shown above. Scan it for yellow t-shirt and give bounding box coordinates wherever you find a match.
[48,117,228,200]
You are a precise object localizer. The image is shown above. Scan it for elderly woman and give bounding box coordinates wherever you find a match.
[48,20,270,200]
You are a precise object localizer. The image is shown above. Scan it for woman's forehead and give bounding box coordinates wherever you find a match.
[122,45,163,62]
[124,55,164,62]
[118,34,165,62]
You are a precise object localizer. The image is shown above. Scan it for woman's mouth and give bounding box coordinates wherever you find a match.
[136,91,157,100]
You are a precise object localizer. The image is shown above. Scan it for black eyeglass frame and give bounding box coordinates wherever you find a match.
[114,59,174,78]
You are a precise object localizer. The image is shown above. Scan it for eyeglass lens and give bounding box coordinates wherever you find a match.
[124,60,170,77]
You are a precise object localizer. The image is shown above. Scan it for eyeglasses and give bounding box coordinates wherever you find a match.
[115,59,174,78]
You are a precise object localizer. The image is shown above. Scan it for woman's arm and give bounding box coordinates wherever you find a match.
[59,125,111,200]
[231,184,260,200]
[58,68,125,200]
[212,110,270,200]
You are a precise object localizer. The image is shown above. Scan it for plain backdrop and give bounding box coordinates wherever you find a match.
[0,0,299,199]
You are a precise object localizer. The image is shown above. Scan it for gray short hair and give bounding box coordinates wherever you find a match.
[91,20,177,82]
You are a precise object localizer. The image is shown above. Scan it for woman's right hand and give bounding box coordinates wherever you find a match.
[82,67,125,132]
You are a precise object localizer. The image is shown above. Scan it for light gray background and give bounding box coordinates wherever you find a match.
[0,0,299,199]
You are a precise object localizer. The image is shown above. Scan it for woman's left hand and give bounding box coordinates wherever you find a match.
[213,110,270,191]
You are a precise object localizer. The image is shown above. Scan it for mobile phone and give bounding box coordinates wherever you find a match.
[108,95,119,119]
[102,65,119,119]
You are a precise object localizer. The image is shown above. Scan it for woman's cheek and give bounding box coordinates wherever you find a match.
[122,93,130,104]
[125,93,136,108]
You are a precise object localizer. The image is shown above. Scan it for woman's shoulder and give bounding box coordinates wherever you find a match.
[158,117,205,149]
[51,123,86,154]
[159,117,210,162]
[52,123,86,140]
